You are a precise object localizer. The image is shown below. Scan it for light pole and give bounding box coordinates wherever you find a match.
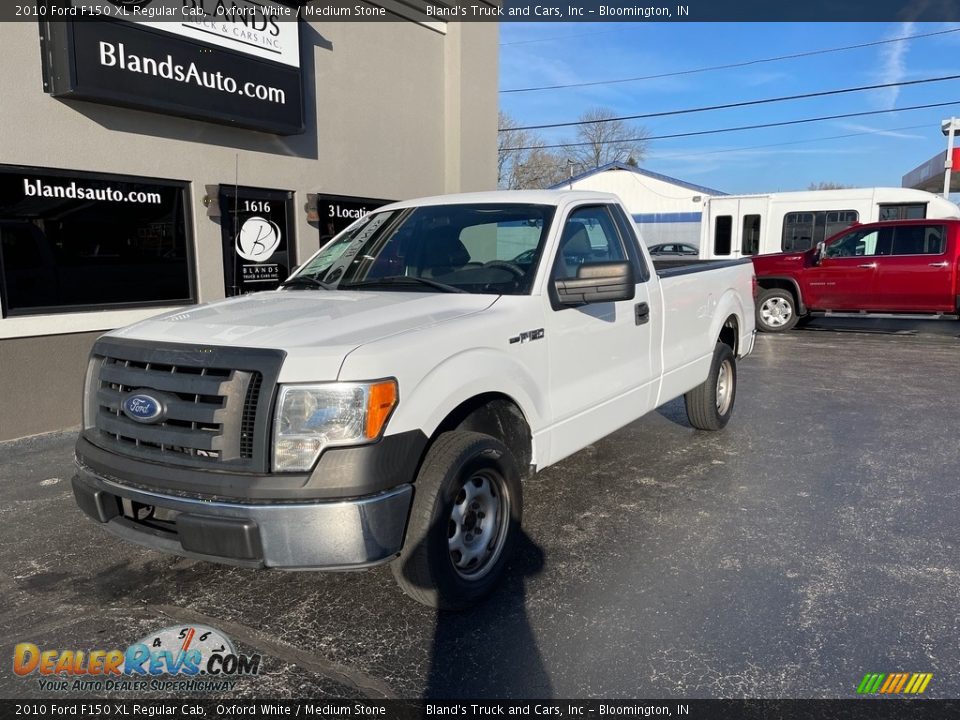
[941,118,960,198]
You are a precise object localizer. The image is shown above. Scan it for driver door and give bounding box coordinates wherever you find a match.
[544,204,659,463]
[805,226,888,310]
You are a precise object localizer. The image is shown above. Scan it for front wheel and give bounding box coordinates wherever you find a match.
[756,288,799,332]
[391,431,522,610]
[684,342,737,431]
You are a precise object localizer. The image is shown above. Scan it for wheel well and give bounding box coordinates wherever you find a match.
[431,393,534,478]
[719,315,738,355]
[758,278,804,312]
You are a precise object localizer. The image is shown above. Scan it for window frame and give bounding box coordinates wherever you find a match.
[550,204,633,281]
[714,215,732,256]
[0,164,197,318]
[889,224,947,257]
[741,214,761,256]
[878,203,927,222]
[781,208,860,252]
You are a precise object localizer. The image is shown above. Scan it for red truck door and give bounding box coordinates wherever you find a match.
[874,223,955,312]
[804,226,890,310]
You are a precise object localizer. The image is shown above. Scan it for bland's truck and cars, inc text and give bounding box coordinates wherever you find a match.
[71,190,756,608]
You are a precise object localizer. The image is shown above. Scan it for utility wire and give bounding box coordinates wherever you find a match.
[503,73,960,132]
[501,27,960,93]
[505,124,932,170]
[653,123,930,159]
[500,100,960,152]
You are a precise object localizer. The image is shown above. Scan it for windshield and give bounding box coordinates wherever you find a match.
[288,203,556,295]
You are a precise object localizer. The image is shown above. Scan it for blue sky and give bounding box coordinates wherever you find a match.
[498,22,960,195]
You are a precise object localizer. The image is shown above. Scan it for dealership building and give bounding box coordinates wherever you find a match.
[0,7,497,441]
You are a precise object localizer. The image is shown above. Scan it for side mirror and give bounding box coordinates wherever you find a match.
[814,241,825,264]
[554,261,635,305]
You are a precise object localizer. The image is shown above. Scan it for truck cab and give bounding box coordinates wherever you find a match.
[752,218,960,331]
[72,190,756,608]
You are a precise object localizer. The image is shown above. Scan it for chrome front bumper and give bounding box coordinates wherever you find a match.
[72,464,413,570]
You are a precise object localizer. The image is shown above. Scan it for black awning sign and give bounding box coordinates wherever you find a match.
[39,16,304,136]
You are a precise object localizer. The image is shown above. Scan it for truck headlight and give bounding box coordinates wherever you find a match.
[82,355,105,430]
[272,380,398,472]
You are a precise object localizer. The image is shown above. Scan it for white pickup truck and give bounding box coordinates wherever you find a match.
[72,190,756,608]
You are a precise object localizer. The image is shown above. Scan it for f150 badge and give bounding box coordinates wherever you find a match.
[509,328,545,345]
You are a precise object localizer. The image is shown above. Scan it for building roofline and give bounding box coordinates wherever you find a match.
[549,161,727,196]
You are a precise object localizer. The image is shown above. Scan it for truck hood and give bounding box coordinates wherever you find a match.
[751,250,813,275]
[109,290,498,380]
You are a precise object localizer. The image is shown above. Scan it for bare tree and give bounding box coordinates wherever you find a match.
[511,145,569,189]
[567,107,649,171]
[498,111,568,189]
[497,111,530,189]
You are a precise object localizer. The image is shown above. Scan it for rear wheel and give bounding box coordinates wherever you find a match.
[685,342,737,431]
[756,288,799,332]
[391,431,522,610]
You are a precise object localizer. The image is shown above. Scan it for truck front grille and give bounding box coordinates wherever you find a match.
[86,338,284,472]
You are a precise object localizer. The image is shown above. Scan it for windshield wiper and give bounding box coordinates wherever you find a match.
[341,275,467,294]
[280,274,335,290]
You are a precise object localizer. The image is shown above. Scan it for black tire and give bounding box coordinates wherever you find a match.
[684,342,737,431]
[391,431,522,610]
[756,288,799,333]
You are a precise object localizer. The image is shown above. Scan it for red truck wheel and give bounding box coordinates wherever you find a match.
[756,289,799,332]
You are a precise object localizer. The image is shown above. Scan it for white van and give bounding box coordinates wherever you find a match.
[698,187,960,260]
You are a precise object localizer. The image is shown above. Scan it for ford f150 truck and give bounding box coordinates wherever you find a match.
[753,218,960,332]
[72,190,756,608]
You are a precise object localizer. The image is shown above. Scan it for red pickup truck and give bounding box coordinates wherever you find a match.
[752,218,960,332]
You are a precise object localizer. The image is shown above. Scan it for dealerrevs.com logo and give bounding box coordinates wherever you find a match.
[13,625,261,693]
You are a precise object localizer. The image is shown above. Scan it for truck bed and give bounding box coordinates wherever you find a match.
[653,257,752,278]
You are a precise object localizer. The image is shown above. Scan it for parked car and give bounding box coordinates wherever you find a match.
[72,190,756,608]
[648,242,699,256]
[752,218,960,332]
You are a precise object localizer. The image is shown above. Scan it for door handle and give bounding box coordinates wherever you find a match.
[928,261,949,268]
[635,302,650,326]
[857,263,877,268]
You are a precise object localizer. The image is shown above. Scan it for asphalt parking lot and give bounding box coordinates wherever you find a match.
[2,319,959,700]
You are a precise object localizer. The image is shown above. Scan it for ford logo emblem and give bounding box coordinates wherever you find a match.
[121,393,165,424]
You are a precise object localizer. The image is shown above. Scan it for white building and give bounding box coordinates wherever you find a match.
[551,162,726,248]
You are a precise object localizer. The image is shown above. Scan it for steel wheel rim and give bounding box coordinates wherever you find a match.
[448,469,510,580]
[760,297,792,327]
[716,359,734,415]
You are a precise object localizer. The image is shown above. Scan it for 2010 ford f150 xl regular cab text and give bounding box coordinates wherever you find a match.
[72,190,756,608]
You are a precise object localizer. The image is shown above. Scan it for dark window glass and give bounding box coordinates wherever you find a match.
[0,167,193,316]
[782,209,858,251]
[741,214,761,255]
[891,225,945,256]
[879,204,926,221]
[714,215,732,255]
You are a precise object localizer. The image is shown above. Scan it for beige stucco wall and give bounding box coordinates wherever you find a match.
[0,19,498,440]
